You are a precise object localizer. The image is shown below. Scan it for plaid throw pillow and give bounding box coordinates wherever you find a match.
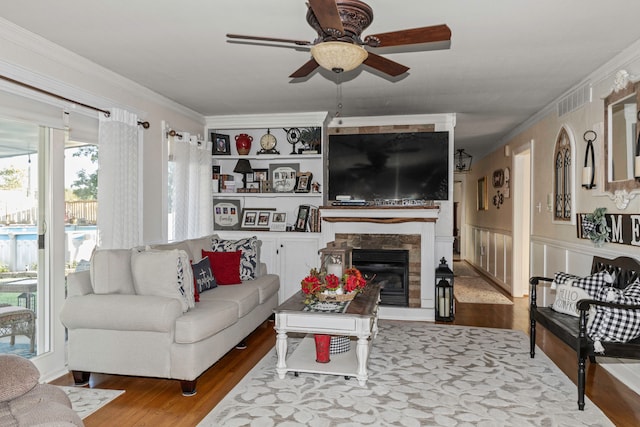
[588,280,640,353]
[551,271,613,297]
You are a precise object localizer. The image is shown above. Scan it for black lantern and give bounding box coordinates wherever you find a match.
[435,257,454,321]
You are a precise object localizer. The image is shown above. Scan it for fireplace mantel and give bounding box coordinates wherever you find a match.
[320,206,441,321]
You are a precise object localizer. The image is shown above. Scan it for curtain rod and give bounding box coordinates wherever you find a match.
[0,73,150,129]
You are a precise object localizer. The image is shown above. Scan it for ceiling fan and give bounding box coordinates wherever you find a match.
[227,0,451,78]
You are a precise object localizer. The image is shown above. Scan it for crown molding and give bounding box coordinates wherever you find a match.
[205,112,330,129]
[0,18,203,123]
[499,38,640,148]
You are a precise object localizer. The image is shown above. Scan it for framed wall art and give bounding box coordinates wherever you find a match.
[269,163,299,193]
[477,177,488,211]
[211,132,230,155]
[212,198,241,230]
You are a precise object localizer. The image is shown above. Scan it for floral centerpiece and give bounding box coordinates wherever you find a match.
[301,267,367,304]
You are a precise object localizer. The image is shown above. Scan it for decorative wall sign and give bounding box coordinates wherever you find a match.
[577,212,640,247]
[212,199,241,230]
[492,169,505,188]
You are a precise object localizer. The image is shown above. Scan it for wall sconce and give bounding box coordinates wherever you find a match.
[582,130,596,189]
[454,149,472,172]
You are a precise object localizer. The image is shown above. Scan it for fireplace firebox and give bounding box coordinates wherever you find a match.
[352,249,409,307]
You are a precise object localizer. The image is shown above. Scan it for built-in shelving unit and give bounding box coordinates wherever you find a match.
[205,112,329,229]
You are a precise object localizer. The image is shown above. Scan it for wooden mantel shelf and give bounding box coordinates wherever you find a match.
[322,217,436,224]
[319,205,440,223]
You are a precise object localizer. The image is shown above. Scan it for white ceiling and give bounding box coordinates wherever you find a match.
[2,0,640,159]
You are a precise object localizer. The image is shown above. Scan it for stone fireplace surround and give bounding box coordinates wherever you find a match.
[320,206,444,321]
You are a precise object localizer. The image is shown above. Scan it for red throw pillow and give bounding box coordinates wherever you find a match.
[202,250,242,285]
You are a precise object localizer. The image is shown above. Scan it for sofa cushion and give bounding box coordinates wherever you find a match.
[192,257,217,293]
[588,280,640,351]
[131,249,195,312]
[211,236,259,280]
[199,283,260,317]
[203,250,242,285]
[148,241,192,259]
[174,300,239,344]
[90,249,136,294]
[0,355,39,402]
[241,274,280,304]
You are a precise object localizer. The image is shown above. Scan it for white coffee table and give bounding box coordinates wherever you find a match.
[273,284,380,386]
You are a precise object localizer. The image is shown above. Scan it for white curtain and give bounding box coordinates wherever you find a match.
[97,108,142,249]
[170,132,213,241]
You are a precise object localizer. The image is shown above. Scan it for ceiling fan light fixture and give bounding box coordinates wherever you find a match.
[311,41,368,73]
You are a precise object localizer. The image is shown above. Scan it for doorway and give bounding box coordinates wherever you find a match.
[512,144,531,297]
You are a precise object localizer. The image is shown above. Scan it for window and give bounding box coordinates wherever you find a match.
[554,127,572,220]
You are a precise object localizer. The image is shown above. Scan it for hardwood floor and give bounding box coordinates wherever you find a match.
[51,283,640,426]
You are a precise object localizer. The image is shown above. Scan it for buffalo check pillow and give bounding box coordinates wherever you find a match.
[551,271,613,296]
[588,280,640,353]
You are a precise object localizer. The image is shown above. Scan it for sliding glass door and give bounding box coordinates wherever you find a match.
[0,118,42,358]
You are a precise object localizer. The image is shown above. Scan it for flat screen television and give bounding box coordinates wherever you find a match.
[328,131,449,202]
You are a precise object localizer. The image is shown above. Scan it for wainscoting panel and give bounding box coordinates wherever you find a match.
[467,226,512,293]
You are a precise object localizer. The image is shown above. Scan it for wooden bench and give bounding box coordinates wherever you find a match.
[529,256,640,410]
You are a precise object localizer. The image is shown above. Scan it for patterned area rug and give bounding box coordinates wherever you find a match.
[453,260,479,277]
[198,321,612,426]
[455,276,514,305]
[59,386,124,419]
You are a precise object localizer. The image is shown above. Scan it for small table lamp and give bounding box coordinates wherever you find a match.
[233,159,253,189]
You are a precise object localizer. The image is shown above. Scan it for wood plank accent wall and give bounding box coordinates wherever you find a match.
[327,124,436,135]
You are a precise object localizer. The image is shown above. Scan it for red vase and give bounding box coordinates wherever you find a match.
[314,334,331,363]
[235,133,253,155]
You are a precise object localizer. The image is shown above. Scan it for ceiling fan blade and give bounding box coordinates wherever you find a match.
[308,0,345,35]
[290,58,320,78]
[367,24,451,47]
[363,53,409,77]
[227,33,311,46]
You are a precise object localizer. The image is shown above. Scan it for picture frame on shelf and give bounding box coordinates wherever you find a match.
[211,132,230,155]
[246,182,260,190]
[260,180,272,193]
[212,198,241,230]
[253,168,268,182]
[270,212,287,232]
[295,172,313,193]
[269,163,299,193]
[241,208,275,231]
[294,204,310,232]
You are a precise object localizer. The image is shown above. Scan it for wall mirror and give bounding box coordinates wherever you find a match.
[604,71,640,205]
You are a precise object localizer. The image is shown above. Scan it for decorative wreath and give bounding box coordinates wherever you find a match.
[583,207,611,246]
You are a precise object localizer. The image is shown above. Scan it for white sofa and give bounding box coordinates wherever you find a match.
[60,234,279,395]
